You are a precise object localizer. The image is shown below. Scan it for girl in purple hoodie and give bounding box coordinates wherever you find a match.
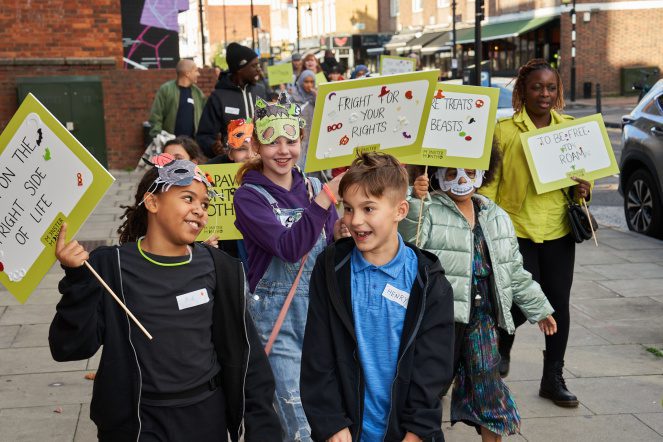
[233,95,344,441]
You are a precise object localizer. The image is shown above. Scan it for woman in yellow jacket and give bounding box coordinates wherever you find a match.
[481,59,591,408]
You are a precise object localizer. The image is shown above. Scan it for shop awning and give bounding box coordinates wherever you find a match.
[384,31,422,50]
[421,32,452,55]
[455,16,557,44]
[400,31,446,53]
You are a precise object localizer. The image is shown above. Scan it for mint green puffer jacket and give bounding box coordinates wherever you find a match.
[399,191,553,333]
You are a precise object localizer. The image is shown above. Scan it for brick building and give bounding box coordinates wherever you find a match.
[383,0,663,96]
[0,0,217,170]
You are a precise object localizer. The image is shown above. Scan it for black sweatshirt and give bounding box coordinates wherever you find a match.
[49,244,281,442]
[301,238,455,442]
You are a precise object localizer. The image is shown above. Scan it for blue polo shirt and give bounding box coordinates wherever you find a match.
[351,235,418,441]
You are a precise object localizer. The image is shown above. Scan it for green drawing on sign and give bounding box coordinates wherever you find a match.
[43,148,51,161]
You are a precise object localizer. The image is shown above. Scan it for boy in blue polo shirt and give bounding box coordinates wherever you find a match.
[301,153,454,441]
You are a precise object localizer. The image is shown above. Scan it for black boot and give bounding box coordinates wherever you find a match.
[539,350,579,408]
[498,329,514,378]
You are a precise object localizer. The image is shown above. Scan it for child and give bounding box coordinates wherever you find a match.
[301,153,455,442]
[163,136,205,163]
[399,161,556,442]
[49,156,281,441]
[206,118,257,165]
[233,95,344,441]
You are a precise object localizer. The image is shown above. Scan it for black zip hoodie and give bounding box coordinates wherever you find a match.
[195,71,266,157]
[300,238,455,442]
[48,245,281,441]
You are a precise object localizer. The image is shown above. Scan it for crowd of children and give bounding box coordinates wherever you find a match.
[49,59,589,442]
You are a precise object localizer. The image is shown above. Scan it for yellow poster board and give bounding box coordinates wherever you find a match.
[315,71,328,85]
[401,83,499,169]
[195,163,243,241]
[267,63,294,86]
[380,55,417,76]
[304,70,438,172]
[521,114,620,194]
[0,94,115,303]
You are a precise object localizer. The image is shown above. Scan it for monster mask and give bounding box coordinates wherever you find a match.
[254,94,305,145]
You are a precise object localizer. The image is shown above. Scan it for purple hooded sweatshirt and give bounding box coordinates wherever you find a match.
[234,169,338,292]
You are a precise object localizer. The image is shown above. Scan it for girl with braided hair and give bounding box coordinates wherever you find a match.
[481,59,592,408]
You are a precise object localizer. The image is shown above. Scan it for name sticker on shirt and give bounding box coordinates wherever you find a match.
[187,97,195,105]
[381,284,410,309]
[176,288,210,310]
[225,106,240,115]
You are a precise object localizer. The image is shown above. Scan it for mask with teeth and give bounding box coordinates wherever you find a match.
[254,94,305,145]
[435,168,484,196]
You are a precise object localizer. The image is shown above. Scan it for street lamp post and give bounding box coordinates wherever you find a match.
[562,0,577,102]
[296,0,301,53]
[451,0,457,78]
[473,0,484,86]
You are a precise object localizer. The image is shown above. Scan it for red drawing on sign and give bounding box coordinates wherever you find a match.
[339,135,350,145]
[77,173,83,186]
[475,99,485,108]
[405,91,413,100]
[327,123,343,132]
[465,135,472,141]
[0,262,4,272]
[378,86,390,97]
[435,89,445,99]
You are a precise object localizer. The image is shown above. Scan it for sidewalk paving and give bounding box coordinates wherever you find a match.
[1,170,662,441]
[564,95,639,128]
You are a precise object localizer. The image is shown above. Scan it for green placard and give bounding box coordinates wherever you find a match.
[400,83,499,169]
[267,63,294,86]
[315,71,328,85]
[304,70,439,172]
[195,163,243,241]
[0,94,115,303]
[380,55,417,76]
[214,54,228,70]
[520,114,620,194]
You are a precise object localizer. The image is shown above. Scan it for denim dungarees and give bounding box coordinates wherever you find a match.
[244,178,327,442]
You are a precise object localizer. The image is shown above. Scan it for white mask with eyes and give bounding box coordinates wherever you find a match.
[435,168,485,196]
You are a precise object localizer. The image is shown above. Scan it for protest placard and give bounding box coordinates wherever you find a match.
[195,163,243,241]
[0,94,114,303]
[380,55,417,76]
[304,70,438,172]
[521,114,619,194]
[401,83,499,169]
[214,54,228,71]
[315,71,328,85]
[267,63,294,86]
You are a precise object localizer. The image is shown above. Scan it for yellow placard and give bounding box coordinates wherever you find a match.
[267,63,294,86]
[0,94,115,303]
[520,114,620,194]
[195,163,243,241]
[304,70,439,172]
[315,71,328,85]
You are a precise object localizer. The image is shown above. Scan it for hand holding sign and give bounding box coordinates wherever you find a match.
[55,223,88,268]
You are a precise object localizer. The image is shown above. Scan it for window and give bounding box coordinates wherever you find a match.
[643,94,663,116]
[437,0,450,7]
[412,0,423,12]
[391,0,399,17]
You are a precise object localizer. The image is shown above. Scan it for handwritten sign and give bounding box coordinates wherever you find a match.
[380,55,416,76]
[214,54,228,71]
[0,94,114,303]
[305,70,438,172]
[401,83,499,169]
[195,163,243,241]
[521,114,619,194]
[267,63,294,86]
[315,71,328,85]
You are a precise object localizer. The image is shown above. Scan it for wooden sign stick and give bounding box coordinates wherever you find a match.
[83,261,153,340]
[415,165,428,247]
[581,198,598,247]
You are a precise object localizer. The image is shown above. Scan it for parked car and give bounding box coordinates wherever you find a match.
[619,79,663,239]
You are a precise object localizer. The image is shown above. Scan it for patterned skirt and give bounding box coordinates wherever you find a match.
[450,301,521,436]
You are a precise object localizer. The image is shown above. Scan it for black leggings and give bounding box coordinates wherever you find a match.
[511,234,575,362]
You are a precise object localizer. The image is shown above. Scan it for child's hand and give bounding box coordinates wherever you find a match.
[402,432,422,442]
[326,171,345,200]
[333,219,351,240]
[538,315,557,335]
[326,427,351,442]
[413,174,429,199]
[55,223,89,268]
[203,234,219,248]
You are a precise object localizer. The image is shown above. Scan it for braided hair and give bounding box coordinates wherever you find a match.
[512,58,565,113]
[117,167,161,244]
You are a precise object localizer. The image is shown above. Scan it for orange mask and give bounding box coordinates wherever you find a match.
[227,119,254,149]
